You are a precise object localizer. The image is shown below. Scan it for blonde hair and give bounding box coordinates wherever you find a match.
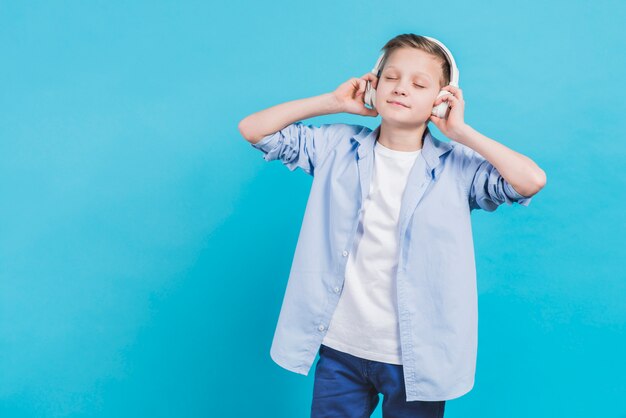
[377,33,451,88]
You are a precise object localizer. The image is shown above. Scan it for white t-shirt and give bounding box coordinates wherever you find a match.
[322,140,422,364]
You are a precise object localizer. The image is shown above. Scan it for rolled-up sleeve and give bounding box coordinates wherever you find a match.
[250,122,337,176]
[460,146,533,212]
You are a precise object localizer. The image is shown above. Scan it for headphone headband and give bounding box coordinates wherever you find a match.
[371,35,459,87]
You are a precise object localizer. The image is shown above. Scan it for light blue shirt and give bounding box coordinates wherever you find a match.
[249,121,533,401]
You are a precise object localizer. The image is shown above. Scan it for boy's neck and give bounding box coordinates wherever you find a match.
[377,121,427,152]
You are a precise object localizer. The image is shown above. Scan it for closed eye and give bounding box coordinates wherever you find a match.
[384,77,425,88]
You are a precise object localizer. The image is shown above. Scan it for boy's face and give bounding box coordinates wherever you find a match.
[375,47,445,126]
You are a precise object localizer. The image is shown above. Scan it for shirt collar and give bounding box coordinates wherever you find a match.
[351,124,454,172]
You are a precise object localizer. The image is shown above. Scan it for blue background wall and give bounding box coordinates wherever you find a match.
[1,1,624,417]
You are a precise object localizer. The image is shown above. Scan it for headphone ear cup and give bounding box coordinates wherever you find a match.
[431,90,451,118]
[364,80,377,110]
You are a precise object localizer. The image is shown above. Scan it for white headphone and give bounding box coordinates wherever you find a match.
[364,36,459,118]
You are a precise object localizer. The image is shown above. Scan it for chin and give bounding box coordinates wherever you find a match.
[380,114,429,127]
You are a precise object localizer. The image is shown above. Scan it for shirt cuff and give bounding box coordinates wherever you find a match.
[250,131,282,161]
[504,182,533,207]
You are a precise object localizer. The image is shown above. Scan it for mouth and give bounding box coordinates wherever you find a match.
[387,100,409,108]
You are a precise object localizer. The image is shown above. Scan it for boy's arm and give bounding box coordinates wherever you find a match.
[458,124,547,198]
[428,84,546,211]
[238,72,379,143]
[238,93,342,143]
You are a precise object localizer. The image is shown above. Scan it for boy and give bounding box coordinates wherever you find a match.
[238,34,546,418]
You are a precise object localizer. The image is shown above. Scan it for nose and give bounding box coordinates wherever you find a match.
[392,81,408,96]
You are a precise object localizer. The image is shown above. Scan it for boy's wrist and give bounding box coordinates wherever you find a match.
[454,123,475,144]
[321,92,345,114]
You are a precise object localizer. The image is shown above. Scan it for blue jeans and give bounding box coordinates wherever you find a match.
[311,344,446,418]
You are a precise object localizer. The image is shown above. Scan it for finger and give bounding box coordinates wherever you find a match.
[349,77,358,92]
[434,94,451,105]
[357,79,366,95]
[360,73,379,88]
[361,71,378,90]
[442,85,463,100]
[435,94,462,106]
[429,114,442,124]
[441,95,458,108]
[351,78,362,96]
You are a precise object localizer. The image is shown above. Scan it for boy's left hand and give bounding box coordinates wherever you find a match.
[429,85,469,142]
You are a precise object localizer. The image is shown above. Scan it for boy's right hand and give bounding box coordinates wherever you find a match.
[331,73,379,117]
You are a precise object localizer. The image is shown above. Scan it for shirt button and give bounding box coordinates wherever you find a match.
[334,287,340,293]
[318,324,325,331]
[342,250,348,257]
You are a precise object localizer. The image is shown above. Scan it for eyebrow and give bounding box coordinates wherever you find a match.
[384,65,433,81]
